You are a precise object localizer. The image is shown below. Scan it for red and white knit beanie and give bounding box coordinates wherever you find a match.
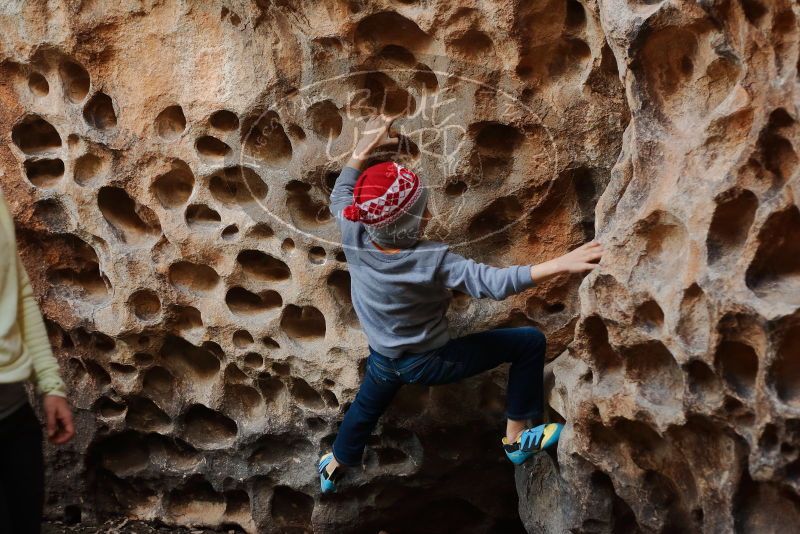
[342,161,429,247]
[343,162,425,227]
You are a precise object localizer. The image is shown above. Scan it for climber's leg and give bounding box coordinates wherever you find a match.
[410,326,547,423]
[330,349,402,468]
[404,326,561,464]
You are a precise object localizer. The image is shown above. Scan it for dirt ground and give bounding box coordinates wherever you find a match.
[43,520,240,533]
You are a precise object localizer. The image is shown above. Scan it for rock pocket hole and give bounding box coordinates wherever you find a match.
[195,136,231,161]
[59,61,90,103]
[243,353,263,369]
[289,377,325,410]
[129,289,161,320]
[634,299,665,332]
[24,158,64,187]
[447,29,493,56]
[361,72,416,116]
[83,93,117,130]
[46,236,109,303]
[287,123,306,140]
[308,247,326,264]
[686,359,718,396]
[745,206,800,304]
[715,340,758,398]
[182,404,237,450]
[771,323,800,407]
[262,336,280,349]
[169,305,203,334]
[307,100,342,139]
[566,0,587,28]
[74,153,106,186]
[85,361,111,389]
[152,160,194,208]
[209,166,268,206]
[164,477,225,522]
[280,305,326,339]
[168,261,220,294]
[473,122,524,157]
[757,108,797,184]
[247,222,274,239]
[226,287,282,316]
[134,352,154,366]
[237,250,291,281]
[354,11,431,53]
[328,269,352,306]
[467,195,522,245]
[271,362,290,376]
[233,330,254,348]
[28,72,49,97]
[12,115,61,154]
[160,336,220,382]
[126,397,171,433]
[623,341,683,407]
[583,315,622,372]
[222,224,239,240]
[97,186,161,244]
[209,110,239,131]
[741,0,767,26]
[155,105,186,140]
[185,204,221,229]
[285,180,332,228]
[257,375,286,403]
[223,383,263,420]
[33,198,69,230]
[327,270,357,325]
[445,180,467,196]
[241,110,292,166]
[95,396,125,418]
[707,189,757,264]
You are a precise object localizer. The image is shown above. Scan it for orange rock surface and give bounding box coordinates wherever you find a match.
[0,0,796,532]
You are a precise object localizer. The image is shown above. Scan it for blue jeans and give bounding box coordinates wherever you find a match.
[331,326,546,466]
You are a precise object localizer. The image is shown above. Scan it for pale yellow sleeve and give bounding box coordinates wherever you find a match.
[16,256,66,397]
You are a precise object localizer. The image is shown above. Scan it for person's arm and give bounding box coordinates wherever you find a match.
[439,240,604,301]
[439,251,536,301]
[329,114,400,221]
[17,257,74,444]
[329,166,362,221]
[17,257,64,397]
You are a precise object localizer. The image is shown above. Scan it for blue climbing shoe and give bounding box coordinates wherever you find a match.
[318,452,339,494]
[502,423,564,465]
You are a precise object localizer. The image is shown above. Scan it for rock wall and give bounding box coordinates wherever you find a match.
[0,0,626,531]
[0,0,794,533]
[523,0,800,533]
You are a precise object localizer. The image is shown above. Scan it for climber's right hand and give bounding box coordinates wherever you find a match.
[529,240,603,283]
[554,240,603,273]
[349,114,401,166]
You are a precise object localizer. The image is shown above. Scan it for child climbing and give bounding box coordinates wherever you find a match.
[318,114,603,493]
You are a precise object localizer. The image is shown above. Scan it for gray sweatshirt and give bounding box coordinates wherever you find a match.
[330,166,536,358]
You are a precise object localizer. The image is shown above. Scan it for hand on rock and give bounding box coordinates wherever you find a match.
[352,114,401,161]
[555,240,603,273]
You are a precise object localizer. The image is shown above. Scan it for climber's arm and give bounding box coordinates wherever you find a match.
[330,166,362,221]
[437,240,603,300]
[329,114,400,220]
